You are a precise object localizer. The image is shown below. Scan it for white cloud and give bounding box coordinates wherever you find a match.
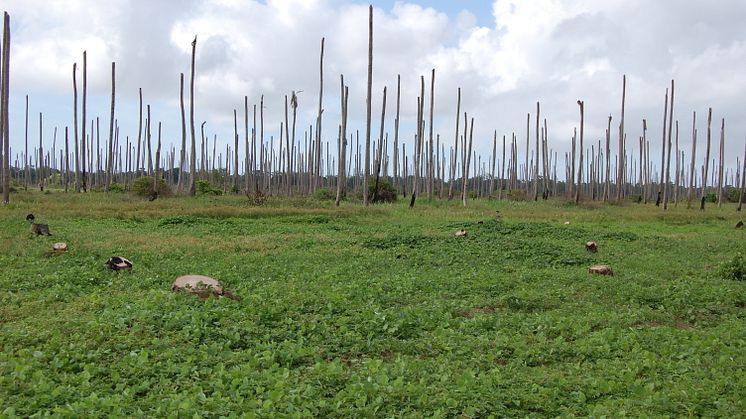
[3,0,746,178]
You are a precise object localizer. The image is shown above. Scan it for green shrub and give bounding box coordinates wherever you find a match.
[196,180,223,195]
[705,192,717,203]
[718,253,746,281]
[313,188,336,201]
[727,188,743,203]
[368,178,397,203]
[108,183,126,193]
[132,176,172,198]
[507,189,528,201]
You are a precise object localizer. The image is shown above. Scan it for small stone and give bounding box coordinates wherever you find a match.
[585,241,598,253]
[564,221,571,225]
[52,242,68,252]
[455,229,468,237]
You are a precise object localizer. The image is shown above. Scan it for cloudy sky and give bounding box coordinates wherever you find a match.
[3,0,746,178]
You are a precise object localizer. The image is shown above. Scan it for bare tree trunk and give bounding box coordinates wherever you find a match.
[462,115,474,206]
[674,121,680,206]
[233,109,239,192]
[24,95,28,190]
[64,127,69,192]
[657,88,668,206]
[81,51,87,192]
[489,131,496,198]
[448,88,460,200]
[72,63,80,192]
[364,7,373,206]
[738,137,746,211]
[663,80,674,210]
[410,77,424,208]
[38,113,44,191]
[393,75,400,194]
[372,86,387,203]
[313,37,325,192]
[0,14,6,202]
[105,62,115,190]
[570,128,576,198]
[188,36,197,196]
[427,68,435,200]
[717,118,725,208]
[687,112,697,208]
[533,102,540,200]
[701,108,712,210]
[176,74,186,192]
[575,101,584,204]
[500,134,506,199]
[616,75,626,200]
[153,122,161,199]
[336,76,348,206]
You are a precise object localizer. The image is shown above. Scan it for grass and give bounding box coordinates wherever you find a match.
[1,191,745,417]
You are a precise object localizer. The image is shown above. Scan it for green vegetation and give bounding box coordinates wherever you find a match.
[1,192,744,417]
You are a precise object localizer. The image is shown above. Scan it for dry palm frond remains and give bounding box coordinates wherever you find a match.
[588,265,614,276]
[171,274,241,301]
[585,241,598,253]
[455,229,468,237]
[106,256,133,271]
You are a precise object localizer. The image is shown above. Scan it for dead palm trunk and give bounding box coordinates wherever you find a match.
[0,13,6,203]
[24,95,28,190]
[687,112,697,208]
[64,127,69,192]
[81,51,87,191]
[363,6,373,206]
[462,114,474,206]
[313,37,325,192]
[410,77,425,208]
[393,75,400,194]
[38,113,44,191]
[575,101,584,204]
[663,80,674,210]
[500,134,506,199]
[336,77,349,206]
[153,122,161,198]
[177,73,186,192]
[188,36,197,196]
[717,118,725,208]
[233,109,238,191]
[489,131,496,198]
[657,88,668,206]
[448,88,460,200]
[372,86,387,203]
[533,102,540,200]
[701,108,712,210]
[738,138,746,211]
[105,62,115,190]
[616,75,626,200]
[72,63,80,192]
[427,68,435,200]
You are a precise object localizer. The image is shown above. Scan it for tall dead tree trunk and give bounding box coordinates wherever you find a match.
[38,113,43,191]
[717,118,725,208]
[701,108,712,210]
[393,75,400,194]
[177,73,186,192]
[81,51,87,192]
[533,102,540,200]
[105,62,115,190]
[663,80,674,209]
[427,68,435,200]
[500,134,506,199]
[372,86,387,203]
[0,13,6,203]
[410,77,425,208]
[24,95,28,190]
[336,76,348,206]
[448,88,460,200]
[687,112,697,208]
[188,36,197,196]
[575,101,584,204]
[616,75,626,201]
[462,115,474,207]
[72,63,80,192]
[363,6,373,206]
[152,122,161,199]
[738,137,746,211]
[489,131,496,198]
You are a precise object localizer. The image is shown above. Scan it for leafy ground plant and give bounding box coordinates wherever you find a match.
[0,192,744,416]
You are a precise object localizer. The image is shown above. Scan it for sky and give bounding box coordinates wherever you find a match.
[2,0,746,179]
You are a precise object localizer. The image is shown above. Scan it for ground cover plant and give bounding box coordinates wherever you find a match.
[1,192,745,417]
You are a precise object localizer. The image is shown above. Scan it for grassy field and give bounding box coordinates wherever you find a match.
[1,191,745,417]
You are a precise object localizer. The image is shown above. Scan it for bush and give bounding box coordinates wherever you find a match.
[132,176,172,198]
[313,188,336,201]
[718,253,746,281]
[727,188,743,203]
[108,183,126,193]
[705,192,717,203]
[368,178,397,203]
[196,180,223,196]
[507,189,528,201]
